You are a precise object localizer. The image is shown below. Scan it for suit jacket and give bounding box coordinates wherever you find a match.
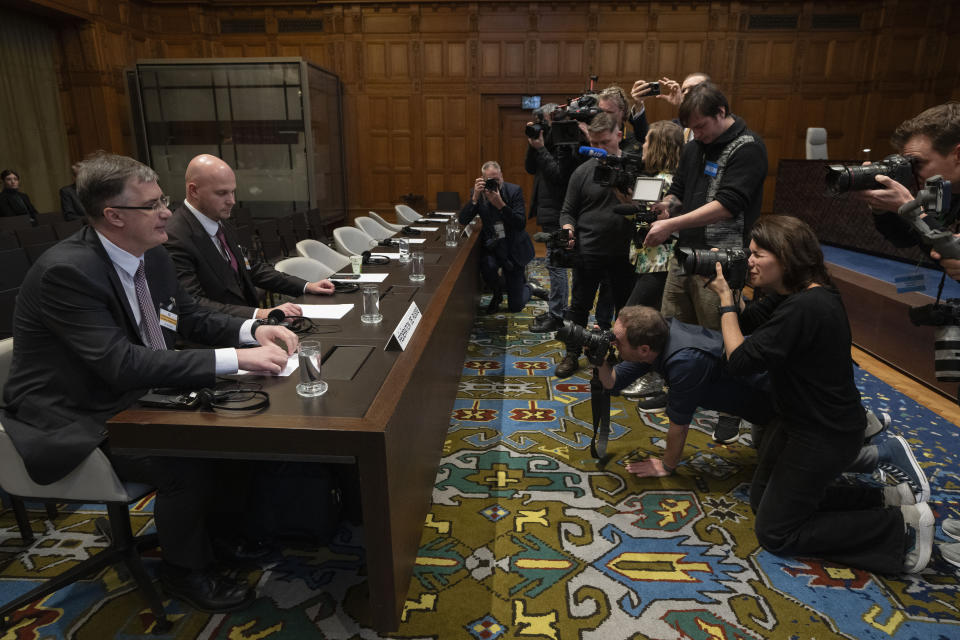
[457,181,534,269]
[164,205,308,317]
[59,183,85,220]
[2,225,246,484]
[0,189,38,222]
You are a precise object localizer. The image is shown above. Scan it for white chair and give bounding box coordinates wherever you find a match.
[0,341,170,631]
[333,226,377,257]
[805,127,828,160]
[394,204,422,225]
[368,211,404,232]
[275,256,335,281]
[355,216,397,241]
[296,239,351,273]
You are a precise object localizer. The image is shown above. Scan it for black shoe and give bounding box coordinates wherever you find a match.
[485,292,503,314]
[712,415,741,444]
[530,314,564,333]
[213,537,275,564]
[528,283,549,300]
[554,354,580,378]
[635,391,668,413]
[159,564,254,613]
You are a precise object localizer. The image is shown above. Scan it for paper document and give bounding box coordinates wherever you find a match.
[405,238,426,244]
[368,252,401,260]
[331,272,389,282]
[419,218,448,222]
[433,211,456,216]
[238,352,299,377]
[300,304,354,319]
[411,226,439,231]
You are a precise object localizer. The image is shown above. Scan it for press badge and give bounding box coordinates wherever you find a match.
[704,161,719,178]
[494,222,506,239]
[244,256,252,270]
[894,271,926,294]
[158,307,178,331]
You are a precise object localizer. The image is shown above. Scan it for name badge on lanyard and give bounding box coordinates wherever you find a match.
[158,297,178,331]
[704,161,719,178]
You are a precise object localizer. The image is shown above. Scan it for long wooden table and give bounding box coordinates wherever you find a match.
[108,226,479,631]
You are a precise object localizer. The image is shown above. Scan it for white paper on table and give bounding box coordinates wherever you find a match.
[331,272,389,282]
[238,352,299,377]
[433,211,456,216]
[419,218,448,222]
[368,252,401,259]
[405,238,427,244]
[300,303,355,319]
[411,226,439,231]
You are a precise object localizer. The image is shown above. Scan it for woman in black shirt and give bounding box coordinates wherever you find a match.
[0,169,39,222]
[707,215,932,574]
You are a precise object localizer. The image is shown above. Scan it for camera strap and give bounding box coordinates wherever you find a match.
[589,369,611,464]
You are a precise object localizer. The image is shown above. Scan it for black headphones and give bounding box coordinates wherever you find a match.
[401,226,422,236]
[197,385,270,415]
[333,281,360,293]
[361,250,390,265]
[263,308,315,334]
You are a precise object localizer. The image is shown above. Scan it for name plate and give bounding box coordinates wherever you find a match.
[386,301,422,351]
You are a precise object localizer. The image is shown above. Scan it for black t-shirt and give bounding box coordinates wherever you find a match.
[728,286,866,433]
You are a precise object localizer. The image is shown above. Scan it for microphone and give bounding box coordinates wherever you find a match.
[532,231,552,243]
[266,308,286,325]
[378,239,396,247]
[578,146,608,158]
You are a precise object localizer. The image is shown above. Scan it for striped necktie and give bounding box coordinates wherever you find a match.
[134,261,166,350]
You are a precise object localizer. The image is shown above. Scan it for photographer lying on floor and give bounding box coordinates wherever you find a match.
[594,305,929,508]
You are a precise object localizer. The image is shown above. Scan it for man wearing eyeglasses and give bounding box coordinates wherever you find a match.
[2,152,297,613]
[164,154,334,320]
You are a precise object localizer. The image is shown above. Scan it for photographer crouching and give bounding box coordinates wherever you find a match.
[707,214,934,575]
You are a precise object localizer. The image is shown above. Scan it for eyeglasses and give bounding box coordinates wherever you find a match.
[108,194,170,213]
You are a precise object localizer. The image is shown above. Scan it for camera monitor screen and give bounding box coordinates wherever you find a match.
[522,95,541,109]
[632,177,665,202]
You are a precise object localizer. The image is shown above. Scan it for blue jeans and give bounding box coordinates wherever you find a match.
[546,264,568,319]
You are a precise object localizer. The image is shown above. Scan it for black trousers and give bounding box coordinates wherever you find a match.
[110,454,215,571]
[479,251,530,312]
[750,418,905,574]
[564,254,635,350]
[626,270,668,309]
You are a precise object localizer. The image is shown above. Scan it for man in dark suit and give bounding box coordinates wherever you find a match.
[2,152,298,612]
[458,161,545,314]
[164,154,334,320]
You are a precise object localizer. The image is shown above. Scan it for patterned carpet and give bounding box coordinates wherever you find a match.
[3,261,960,639]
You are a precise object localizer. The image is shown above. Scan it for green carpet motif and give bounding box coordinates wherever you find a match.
[3,262,960,639]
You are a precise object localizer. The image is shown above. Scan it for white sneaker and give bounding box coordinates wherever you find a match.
[940,542,960,569]
[943,518,960,542]
[883,482,917,507]
[901,503,934,573]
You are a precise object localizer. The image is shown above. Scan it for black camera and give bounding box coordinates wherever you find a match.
[825,154,915,194]
[592,152,645,192]
[556,320,614,366]
[648,81,661,96]
[674,246,751,289]
[909,300,960,382]
[549,94,601,147]
[484,178,500,191]
[525,110,547,139]
[533,229,578,269]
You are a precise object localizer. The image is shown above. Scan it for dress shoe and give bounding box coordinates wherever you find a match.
[159,563,254,613]
[213,536,275,564]
[527,282,549,301]
[485,292,503,314]
[530,314,564,333]
[554,353,580,379]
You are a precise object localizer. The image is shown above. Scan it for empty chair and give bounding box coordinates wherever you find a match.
[805,127,828,160]
[0,288,16,338]
[0,215,35,232]
[296,239,351,273]
[394,204,422,225]
[436,191,461,212]
[54,219,84,240]
[35,212,61,226]
[368,211,404,232]
[0,233,18,250]
[0,248,30,291]
[23,242,58,265]
[355,216,397,241]
[275,256,335,281]
[333,226,377,256]
[14,225,56,247]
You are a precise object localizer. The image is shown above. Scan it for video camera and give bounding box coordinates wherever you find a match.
[674,246,751,289]
[825,154,915,194]
[533,229,578,269]
[556,321,615,367]
[579,146,644,192]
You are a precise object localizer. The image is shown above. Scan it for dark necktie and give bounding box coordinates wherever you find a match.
[134,262,166,350]
[216,225,239,273]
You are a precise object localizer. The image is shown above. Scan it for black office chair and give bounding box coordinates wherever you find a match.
[0,216,34,232]
[23,241,58,265]
[34,212,61,226]
[0,248,30,291]
[436,191,461,212]
[53,219,84,240]
[14,225,56,247]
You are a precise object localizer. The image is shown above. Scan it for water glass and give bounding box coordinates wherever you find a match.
[296,340,328,397]
[350,254,362,274]
[361,284,383,323]
[409,251,425,282]
[445,222,459,247]
[397,238,411,263]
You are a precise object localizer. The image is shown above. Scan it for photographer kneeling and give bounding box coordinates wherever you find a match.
[707,214,933,574]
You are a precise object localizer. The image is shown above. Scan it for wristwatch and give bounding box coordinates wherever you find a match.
[250,319,265,339]
[718,305,738,315]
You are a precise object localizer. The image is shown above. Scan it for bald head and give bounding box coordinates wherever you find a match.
[185,154,237,222]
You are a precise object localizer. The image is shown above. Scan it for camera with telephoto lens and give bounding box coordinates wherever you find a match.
[825,154,915,194]
[549,94,601,147]
[592,152,645,192]
[909,300,960,383]
[525,110,547,139]
[556,320,615,366]
[533,229,578,269]
[674,246,751,289]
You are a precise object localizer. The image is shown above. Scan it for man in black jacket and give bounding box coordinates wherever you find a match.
[643,83,767,331]
[459,161,544,314]
[165,154,334,320]
[2,152,297,612]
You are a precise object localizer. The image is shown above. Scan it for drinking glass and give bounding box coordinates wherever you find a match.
[350,254,362,274]
[361,284,383,323]
[296,340,328,397]
[445,221,459,247]
[409,251,425,282]
[396,238,411,263]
